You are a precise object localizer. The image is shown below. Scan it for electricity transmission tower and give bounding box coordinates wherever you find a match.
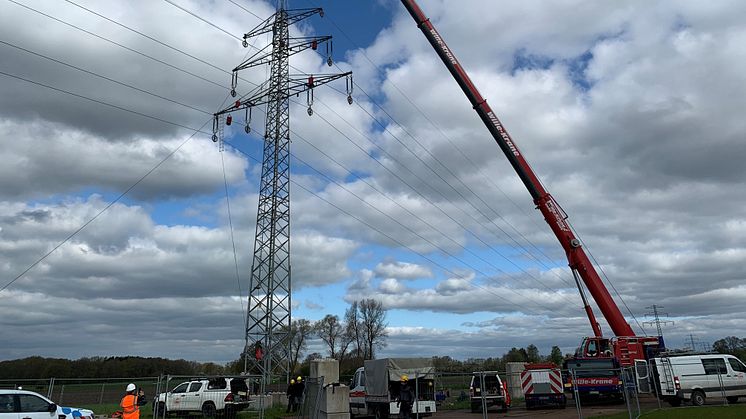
[643,304,674,339]
[213,2,351,386]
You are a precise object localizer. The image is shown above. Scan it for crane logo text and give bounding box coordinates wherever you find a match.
[429,29,457,65]
[487,111,520,157]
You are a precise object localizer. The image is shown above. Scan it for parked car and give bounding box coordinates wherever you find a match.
[469,371,509,413]
[0,389,94,419]
[650,354,746,406]
[154,377,251,418]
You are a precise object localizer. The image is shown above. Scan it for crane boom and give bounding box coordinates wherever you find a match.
[401,0,635,338]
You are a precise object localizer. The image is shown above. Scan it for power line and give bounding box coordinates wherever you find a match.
[6,0,579,314]
[0,120,209,295]
[61,0,244,79]
[5,0,227,89]
[162,0,242,41]
[0,70,212,134]
[221,151,245,315]
[287,125,579,316]
[308,105,581,307]
[305,0,571,279]
[0,40,212,115]
[0,58,571,319]
[167,0,580,303]
[228,139,577,319]
[307,0,644,334]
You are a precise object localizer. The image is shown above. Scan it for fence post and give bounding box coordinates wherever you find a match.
[717,368,727,405]
[59,384,65,405]
[479,372,487,419]
[633,368,642,419]
[47,378,55,399]
[621,367,632,419]
[570,369,582,419]
[99,382,105,405]
[415,371,419,419]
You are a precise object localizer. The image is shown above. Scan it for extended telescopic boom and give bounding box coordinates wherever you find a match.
[401,0,635,338]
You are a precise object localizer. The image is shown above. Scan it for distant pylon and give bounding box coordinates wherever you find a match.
[643,304,674,339]
[213,3,351,387]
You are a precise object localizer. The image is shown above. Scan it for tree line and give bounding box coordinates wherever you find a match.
[0,356,225,379]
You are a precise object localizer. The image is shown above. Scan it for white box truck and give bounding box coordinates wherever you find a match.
[349,358,436,419]
[650,354,746,406]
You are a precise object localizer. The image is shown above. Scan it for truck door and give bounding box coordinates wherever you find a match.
[634,360,651,393]
[726,358,746,397]
[702,358,729,398]
[183,382,203,411]
[16,394,55,419]
[0,394,17,419]
[168,383,189,411]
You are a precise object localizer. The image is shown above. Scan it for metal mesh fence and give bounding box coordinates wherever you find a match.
[3,357,745,419]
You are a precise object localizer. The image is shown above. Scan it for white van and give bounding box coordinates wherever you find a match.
[650,354,746,406]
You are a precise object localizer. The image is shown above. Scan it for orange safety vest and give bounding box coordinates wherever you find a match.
[120,394,139,419]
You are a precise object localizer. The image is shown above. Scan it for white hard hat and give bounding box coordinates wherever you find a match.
[126,383,136,392]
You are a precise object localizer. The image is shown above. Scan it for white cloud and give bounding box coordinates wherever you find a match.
[3,0,746,362]
[374,260,432,280]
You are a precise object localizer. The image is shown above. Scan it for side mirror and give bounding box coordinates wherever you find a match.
[48,403,57,413]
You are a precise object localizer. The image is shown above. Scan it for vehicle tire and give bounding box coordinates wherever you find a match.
[201,402,217,418]
[349,409,355,419]
[224,406,235,419]
[691,390,706,407]
[727,396,739,404]
[667,398,682,407]
[155,402,167,418]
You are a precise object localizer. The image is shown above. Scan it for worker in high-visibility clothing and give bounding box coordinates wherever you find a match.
[120,383,147,419]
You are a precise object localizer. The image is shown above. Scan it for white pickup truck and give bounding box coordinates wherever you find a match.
[154,378,252,418]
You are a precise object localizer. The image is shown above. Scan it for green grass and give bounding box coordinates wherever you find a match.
[589,404,746,419]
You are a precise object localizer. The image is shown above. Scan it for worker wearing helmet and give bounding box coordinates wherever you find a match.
[292,376,305,412]
[286,379,297,413]
[396,375,414,419]
[120,383,146,419]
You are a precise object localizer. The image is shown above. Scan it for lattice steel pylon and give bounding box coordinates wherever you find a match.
[213,3,352,386]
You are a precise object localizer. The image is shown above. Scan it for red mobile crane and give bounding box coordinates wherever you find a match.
[400,0,663,367]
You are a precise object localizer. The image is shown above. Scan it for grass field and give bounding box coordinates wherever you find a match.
[590,404,746,418]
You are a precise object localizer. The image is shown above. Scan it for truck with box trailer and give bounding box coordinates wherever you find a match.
[349,358,436,419]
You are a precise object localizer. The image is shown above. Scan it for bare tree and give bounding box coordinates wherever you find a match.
[344,301,363,358]
[314,315,342,359]
[359,299,388,359]
[288,319,313,375]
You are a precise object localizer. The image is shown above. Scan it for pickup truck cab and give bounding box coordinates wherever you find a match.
[155,377,251,418]
[0,389,94,419]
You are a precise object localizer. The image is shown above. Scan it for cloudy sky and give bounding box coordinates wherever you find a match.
[1,0,746,364]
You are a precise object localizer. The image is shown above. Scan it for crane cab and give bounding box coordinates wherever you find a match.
[576,336,665,366]
[576,337,613,358]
